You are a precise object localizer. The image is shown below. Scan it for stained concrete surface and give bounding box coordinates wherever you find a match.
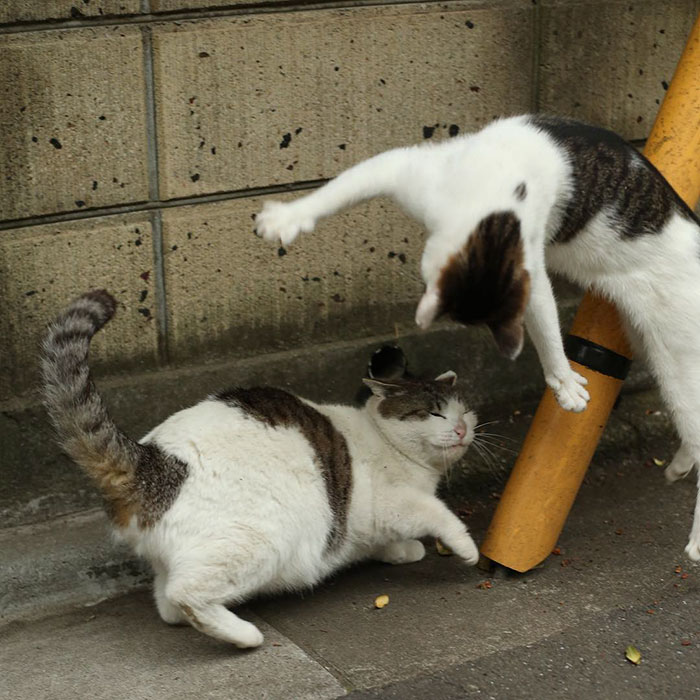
[0,593,345,700]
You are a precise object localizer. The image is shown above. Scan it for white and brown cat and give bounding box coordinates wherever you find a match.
[42,290,480,647]
[255,114,700,561]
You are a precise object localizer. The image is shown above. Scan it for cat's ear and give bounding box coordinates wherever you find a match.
[362,378,404,398]
[488,318,525,360]
[415,287,441,330]
[435,370,457,386]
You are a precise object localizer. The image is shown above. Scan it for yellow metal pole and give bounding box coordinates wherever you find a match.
[480,13,700,573]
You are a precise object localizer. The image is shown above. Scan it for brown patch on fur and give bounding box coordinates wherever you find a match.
[68,440,138,527]
[437,211,531,358]
[369,378,458,420]
[217,387,352,550]
[530,115,699,239]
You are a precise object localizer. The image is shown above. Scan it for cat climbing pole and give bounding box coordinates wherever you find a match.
[480,13,700,573]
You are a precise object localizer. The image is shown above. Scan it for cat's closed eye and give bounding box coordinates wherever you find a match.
[401,409,430,419]
[430,412,446,419]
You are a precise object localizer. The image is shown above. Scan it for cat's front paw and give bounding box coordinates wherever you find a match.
[451,535,480,566]
[546,370,589,412]
[254,200,316,247]
[374,539,426,565]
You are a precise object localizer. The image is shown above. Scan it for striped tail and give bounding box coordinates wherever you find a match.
[41,290,148,526]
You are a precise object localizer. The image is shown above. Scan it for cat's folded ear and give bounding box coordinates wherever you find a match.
[487,317,525,360]
[362,378,405,398]
[434,370,457,386]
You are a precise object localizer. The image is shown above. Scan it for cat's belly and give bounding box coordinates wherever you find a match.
[546,209,700,289]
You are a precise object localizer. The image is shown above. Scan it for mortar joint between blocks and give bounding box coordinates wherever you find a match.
[150,210,170,366]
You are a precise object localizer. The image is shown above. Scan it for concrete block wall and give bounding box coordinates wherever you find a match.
[1,0,698,403]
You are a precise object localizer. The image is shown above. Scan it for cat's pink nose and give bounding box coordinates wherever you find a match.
[454,421,467,440]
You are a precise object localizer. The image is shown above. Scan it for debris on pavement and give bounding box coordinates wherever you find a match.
[374,594,389,609]
[625,645,642,665]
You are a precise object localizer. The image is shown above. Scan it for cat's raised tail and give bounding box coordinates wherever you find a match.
[41,290,164,527]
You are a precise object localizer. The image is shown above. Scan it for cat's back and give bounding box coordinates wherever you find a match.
[414,116,566,230]
[135,388,352,551]
[446,115,566,189]
[529,114,698,243]
[142,387,348,480]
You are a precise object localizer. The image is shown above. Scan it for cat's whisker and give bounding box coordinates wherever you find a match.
[442,447,454,489]
[475,431,518,443]
[474,436,518,455]
[474,420,502,430]
[473,438,507,469]
[471,440,500,474]
[474,439,515,461]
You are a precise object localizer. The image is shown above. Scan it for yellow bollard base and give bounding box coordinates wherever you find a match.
[479,363,625,573]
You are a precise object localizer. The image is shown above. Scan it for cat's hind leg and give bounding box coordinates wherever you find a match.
[663,443,700,560]
[665,442,696,483]
[165,576,264,648]
[153,568,186,625]
[373,539,426,565]
[640,366,700,560]
[626,304,700,561]
[686,472,700,561]
[162,551,270,647]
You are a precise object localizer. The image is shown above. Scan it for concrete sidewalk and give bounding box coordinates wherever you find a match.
[1,387,698,699]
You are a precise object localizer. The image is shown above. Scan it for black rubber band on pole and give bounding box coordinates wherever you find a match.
[564,334,632,380]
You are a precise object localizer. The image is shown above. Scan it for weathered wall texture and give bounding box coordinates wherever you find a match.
[1,0,698,401]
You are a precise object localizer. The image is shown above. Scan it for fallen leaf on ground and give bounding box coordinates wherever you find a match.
[625,645,642,665]
[374,594,389,609]
[681,640,692,646]
[551,547,562,556]
[652,457,666,467]
[674,565,682,574]
[561,559,572,567]
[476,581,492,590]
[435,539,454,556]
[646,609,655,615]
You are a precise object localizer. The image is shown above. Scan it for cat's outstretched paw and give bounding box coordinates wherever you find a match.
[685,538,700,562]
[452,535,480,566]
[254,200,316,247]
[546,370,589,412]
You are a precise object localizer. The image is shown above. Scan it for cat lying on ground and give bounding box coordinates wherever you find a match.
[42,290,480,647]
[254,114,700,560]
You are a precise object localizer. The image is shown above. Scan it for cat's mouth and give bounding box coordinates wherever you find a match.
[440,441,470,452]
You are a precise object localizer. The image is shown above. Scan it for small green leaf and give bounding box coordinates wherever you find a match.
[625,645,641,665]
